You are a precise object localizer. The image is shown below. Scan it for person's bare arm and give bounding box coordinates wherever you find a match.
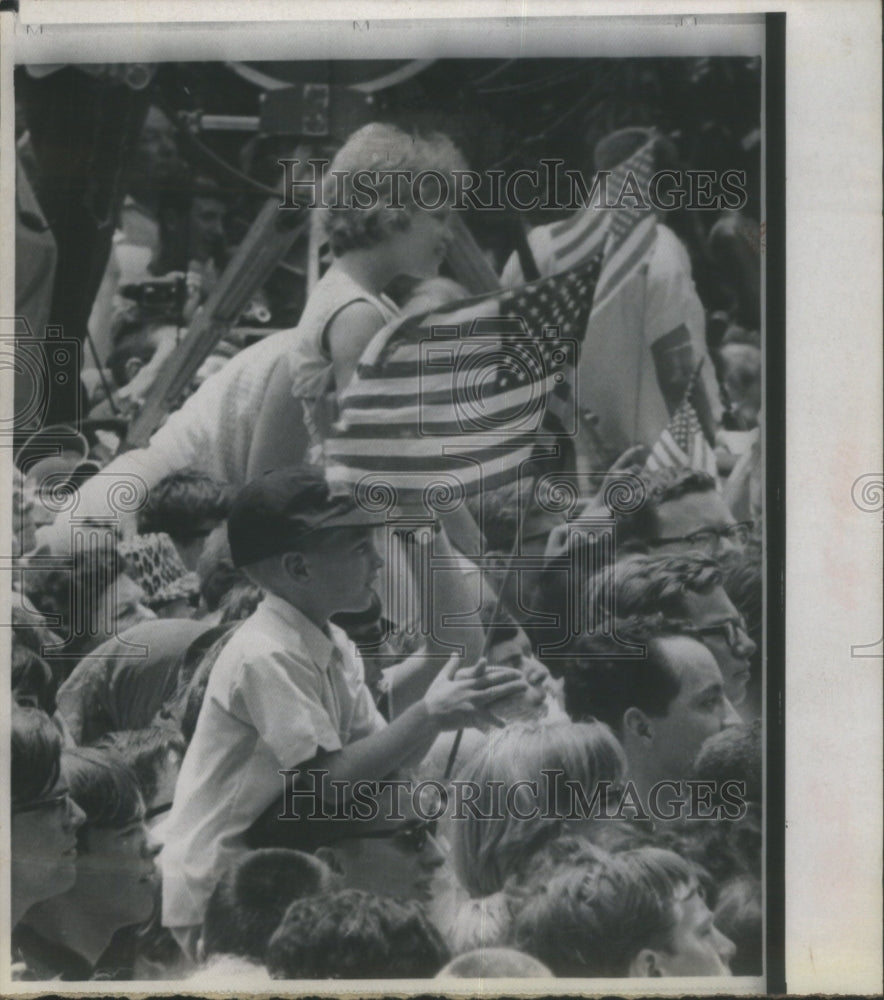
[246,356,311,479]
[326,301,387,394]
[305,657,525,795]
[383,521,490,716]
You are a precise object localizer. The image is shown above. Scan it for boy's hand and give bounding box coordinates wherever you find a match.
[423,654,527,731]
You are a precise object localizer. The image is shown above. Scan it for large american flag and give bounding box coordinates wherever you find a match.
[325,256,603,502]
[542,135,658,309]
[645,359,718,478]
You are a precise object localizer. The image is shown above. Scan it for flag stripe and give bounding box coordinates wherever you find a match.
[329,256,603,502]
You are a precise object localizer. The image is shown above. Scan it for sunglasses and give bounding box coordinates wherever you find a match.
[342,819,438,853]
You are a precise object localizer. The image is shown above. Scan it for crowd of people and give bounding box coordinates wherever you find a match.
[10,74,764,982]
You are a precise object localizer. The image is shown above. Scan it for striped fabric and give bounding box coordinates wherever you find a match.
[326,256,603,503]
[546,137,658,309]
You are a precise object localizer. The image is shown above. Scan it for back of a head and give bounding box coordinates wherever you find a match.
[322,123,466,256]
[511,846,694,977]
[437,948,552,979]
[202,849,336,963]
[692,719,762,805]
[138,469,232,542]
[450,721,626,897]
[266,889,449,980]
[11,705,62,809]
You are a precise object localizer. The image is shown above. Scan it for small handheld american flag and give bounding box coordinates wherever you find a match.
[645,358,718,479]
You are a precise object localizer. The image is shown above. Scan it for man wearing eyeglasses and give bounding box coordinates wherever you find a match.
[641,471,752,559]
[543,468,752,569]
[596,553,758,708]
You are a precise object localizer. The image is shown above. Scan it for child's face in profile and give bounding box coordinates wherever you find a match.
[389,208,453,280]
[303,526,386,615]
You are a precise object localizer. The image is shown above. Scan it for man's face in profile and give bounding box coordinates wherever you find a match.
[651,882,736,976]
[645,636,739,780]
[682,585,756,706]
[651,490,745,558]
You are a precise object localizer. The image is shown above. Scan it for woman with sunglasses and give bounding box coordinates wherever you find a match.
[14,748,158,980]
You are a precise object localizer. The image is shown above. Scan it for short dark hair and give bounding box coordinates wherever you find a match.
[61,747,144,849]
[562,616,699,732]
[598,552,723,620]
[138,469,232,544]
[11,705,62,809]
[615,468,719,552]
[12,647,58,715]
[202,849,335,962]
[511,846,697,977]
[692,719,762,804]
[266,889,450,979]
[91,728,185,807]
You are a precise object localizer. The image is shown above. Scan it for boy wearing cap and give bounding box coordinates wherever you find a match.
[159,465,526,955]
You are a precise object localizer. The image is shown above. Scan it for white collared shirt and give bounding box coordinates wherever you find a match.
[158,593,386,929]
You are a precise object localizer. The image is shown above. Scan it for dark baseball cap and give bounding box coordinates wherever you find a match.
[227,466,387,568]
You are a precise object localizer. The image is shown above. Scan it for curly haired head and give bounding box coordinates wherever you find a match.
[321,123,467,255]
[266,889,449,979]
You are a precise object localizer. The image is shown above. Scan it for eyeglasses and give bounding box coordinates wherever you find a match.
[344,819,437,853]
[649,520,754,551]
[695,619,751,651]
[144,801,173,821]
[12,790,72,816]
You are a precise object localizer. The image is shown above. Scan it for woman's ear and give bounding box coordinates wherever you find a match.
[629,947,664,977]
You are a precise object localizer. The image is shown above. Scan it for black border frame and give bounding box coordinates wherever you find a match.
[764,10,787,995]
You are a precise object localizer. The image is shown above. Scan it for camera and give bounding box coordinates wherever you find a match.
[3,319,83,444]
[119,275,186,322]
[418,314,579,436]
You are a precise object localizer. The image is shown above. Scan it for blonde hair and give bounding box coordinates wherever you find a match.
[450,721,626,897]
[321,122,466,255]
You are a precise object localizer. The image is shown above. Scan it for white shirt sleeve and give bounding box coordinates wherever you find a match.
[230,648,344,766]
